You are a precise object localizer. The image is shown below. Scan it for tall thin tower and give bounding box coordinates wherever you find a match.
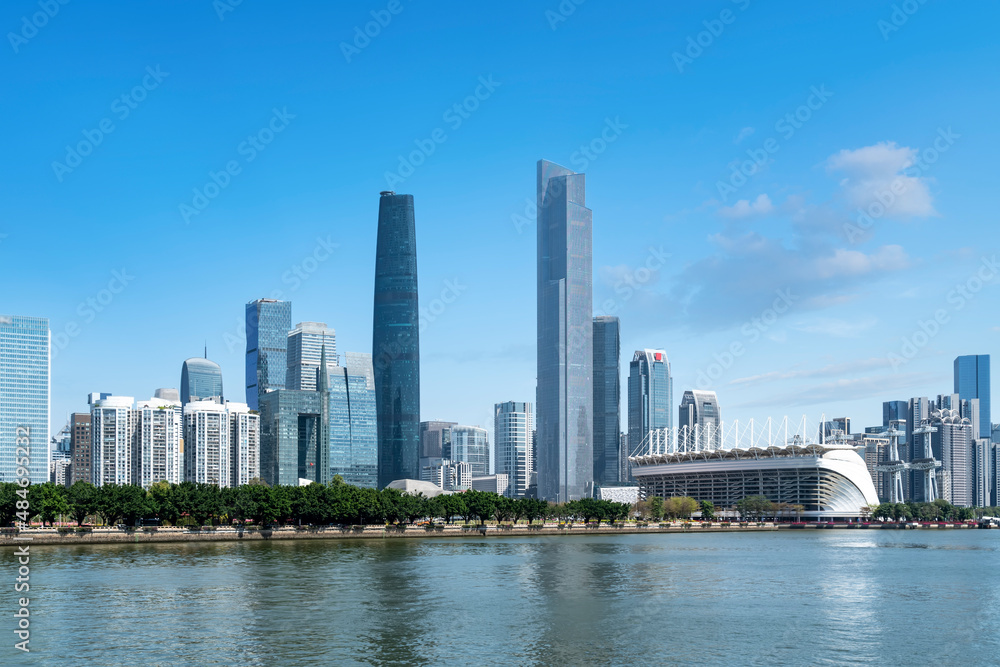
[536,159,593,502]
[373,191,420,487]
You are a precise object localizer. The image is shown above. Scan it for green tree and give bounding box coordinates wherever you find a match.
[647,496,665,521]
[0,483,20,526]
[736,495,773,521]
[28,483,69,526]
[492,496,516,524]
[518,498,548,524]
[699,500,716,521]
[147,481,179,525]
[66,481,99,526]
[464,490,496,525]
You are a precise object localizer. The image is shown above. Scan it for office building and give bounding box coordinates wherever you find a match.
[494,402,534,498]
[0,315,50,485]
[90,393,135,486]
[180,354,223,405]
[954,355,990,441]
[134,397,183,487]
[628,349,672,459]
[373,190,421,487]
[69,412,92,485]
[259,389,325,487]
[445,425,489,478]
[472,474,510,497]
[592,317,621,486]
[972,438,992,508]
[419,420,457,465]
[245,298,292,410]
[286,321,337,392]
[328,352,378,488]
[929,406,974,507]
[536,159,593,502]
[229,403,261,487]
[420,458,470,491]
[678,390,721,450]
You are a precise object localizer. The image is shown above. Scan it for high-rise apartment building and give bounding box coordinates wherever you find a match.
[373,191,421,487]
[90,393,135,486]
[328,352,378,488]
[181,355,224,405]
[954,355,990,440]
[134,397,183,487]
[245,298,292,410]
[229,403,261,487]
[183,401,231,487]
[678,390,721,450]
[536,159,593,502]
[628,349,672,459]
[0,315,50,485]
[494,402,534,498]
[929,406,974,507]
[592,317,620,486]
[445,425,489,478]
[69,412,92,485]
[286,321,337,392]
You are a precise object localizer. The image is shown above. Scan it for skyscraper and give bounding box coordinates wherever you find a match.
[328,352,378,488]
[69,412,92,485]
[628,349,672,459]
[245,298,292,409]
[592,317,620,486]
[445,425,490,478]
[258,389,325,486]
[678,390,721,450]
[373,191,421,487]
[180,355,223,405]
[183,401,230,487]
[495,401,534,498]
[89,393,135,486]
[954,355,990,440]
[286,321,337,391]
[0,315,50,485]
[134,397,183,487]
[536,159,593,502]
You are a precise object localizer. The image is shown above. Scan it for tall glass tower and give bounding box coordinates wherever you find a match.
[536,159,593,502]
[329,351,378,488]
[592,317,620,486]
[628,349,672,458]
[180,355,223,405]
[245,298,291,409]
[373,191,420,487]
[0,315,50,485]
[954,355,990,440]
[286,321,336,391]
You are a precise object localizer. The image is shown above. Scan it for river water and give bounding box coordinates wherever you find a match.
[4,530,999,665]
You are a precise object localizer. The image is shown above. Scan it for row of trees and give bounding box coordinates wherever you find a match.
[0,479,629,528]
[864,499,986,522]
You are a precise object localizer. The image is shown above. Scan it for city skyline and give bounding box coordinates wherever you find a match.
[3,3,997,447]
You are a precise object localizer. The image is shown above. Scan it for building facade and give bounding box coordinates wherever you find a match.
[628,349,672,460]
[0,315,49,485]
[472,474,510,497]
[494,402,534,498]
[592,317,620,486]
[678,390,721,450]
[328,352,378,488]
[536,159,593,502]
[69,412,92,485]
[134,398,183,487]
[180,356,224,405]
[245,298,291,410]
[258,389,325,487]
[229,403,261,487]
[286,321,336,392]
[90,393,135,486]
[373,191,421,487]
[445,426,490,478]
[183,401,231,487]
[954,354,990,441]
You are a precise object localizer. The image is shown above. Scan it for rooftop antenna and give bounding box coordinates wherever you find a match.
[204,342,207,359]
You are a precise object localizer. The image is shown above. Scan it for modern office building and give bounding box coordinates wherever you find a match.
[419,420,457,464]
[536,159,593,502]
[929,406,974,507]
[245,298,292,410]
[631,442,880,520]
[592,317,621,486]
[677,390,721,450]
[134,397,183,487]
[628,349,672,460]
[181,355,224,405]
[229,403,261,487]
[69,412,92,485]
[286,321,337,392]
[420,458,470,491]
[494,402,534,498]
[90,393,135,486]
[820,417,851,441]
[328,352,378,488]
[972,438,992,508]
[955,355,991,441]
[905,396,932,501]
[472,474,510,497]
[0,315,50,485]
[154,388,180,402]
[445,425,490,478]
[372,190,421,487]
[183,401,231,487]
[258,389,325,487]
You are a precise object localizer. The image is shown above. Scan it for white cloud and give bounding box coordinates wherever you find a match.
[733,126,755,144]
[826,141,936,218]
[812,244,910,279]
[719,193,774,219]
[730,357,892,387]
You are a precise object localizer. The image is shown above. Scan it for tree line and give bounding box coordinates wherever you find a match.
[865,499,987,522]
[0,478,630,528]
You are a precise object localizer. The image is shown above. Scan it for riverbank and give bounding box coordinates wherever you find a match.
[1,520,990,546]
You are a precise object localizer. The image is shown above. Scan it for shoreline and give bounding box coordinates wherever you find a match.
[1,521,988,547]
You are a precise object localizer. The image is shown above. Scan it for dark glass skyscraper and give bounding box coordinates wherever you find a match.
[245,298,292,410]
[373,191,420,487]
[592,316,620,486]
[628,349,672,457]
[536,159,593,502]
[954,355,990,439]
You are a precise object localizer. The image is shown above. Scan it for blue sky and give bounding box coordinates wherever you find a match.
[2,0,996,439]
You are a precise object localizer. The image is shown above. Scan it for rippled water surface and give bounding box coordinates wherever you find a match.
[5,530,999,665]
